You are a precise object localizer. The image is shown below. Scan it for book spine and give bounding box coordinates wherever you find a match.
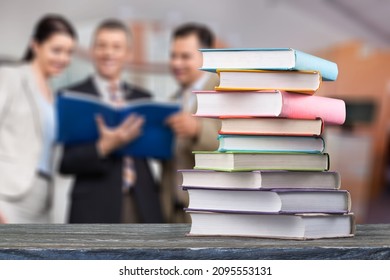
[280,92,346,125]
[294,50,338,81]
[326,153,330,171]
[346,191,352,212]
[335,172,341,189]
[319,117,325,135]
[350,214,357,235]
[320,136,325,153]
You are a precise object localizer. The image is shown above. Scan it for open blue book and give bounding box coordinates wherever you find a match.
[56,91,180,159]
[200,48,338,81]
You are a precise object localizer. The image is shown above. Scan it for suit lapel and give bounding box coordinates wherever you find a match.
[121,82,134,101]
[21,64,44,140]
[82,77,101,97]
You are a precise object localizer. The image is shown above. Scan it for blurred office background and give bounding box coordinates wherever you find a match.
[0,0,389,223]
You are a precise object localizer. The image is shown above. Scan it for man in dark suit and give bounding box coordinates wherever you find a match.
[59,19,163,223]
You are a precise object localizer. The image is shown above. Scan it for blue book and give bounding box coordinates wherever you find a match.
[200,48,338,81]
[56,91,180,159]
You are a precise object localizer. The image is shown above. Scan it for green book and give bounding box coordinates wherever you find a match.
[193,151,329,172]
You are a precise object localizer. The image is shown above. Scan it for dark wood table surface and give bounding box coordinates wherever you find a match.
[0,224,389,259]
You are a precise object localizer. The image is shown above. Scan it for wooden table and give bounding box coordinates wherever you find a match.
[0,224,389,259]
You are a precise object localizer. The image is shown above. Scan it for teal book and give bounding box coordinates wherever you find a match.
[56,91,180,159]
[217,135,325,153]
[200,48,338,81]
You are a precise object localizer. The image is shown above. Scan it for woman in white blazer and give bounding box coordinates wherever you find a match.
[0,15,77,223]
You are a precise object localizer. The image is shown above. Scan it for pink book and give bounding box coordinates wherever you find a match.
[280,91,345,125]
[194,90,346,125]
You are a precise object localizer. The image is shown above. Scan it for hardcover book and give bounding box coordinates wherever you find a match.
[194,90,346,125]
[180,169,341,190]
[218,135,325,153]
[216,70,321,94]
[185,187,351,213]
[218,117,324,136]
[200,48,338,81]
[56,91,180,159]
[187,210,355,239]
[193,151,330,171]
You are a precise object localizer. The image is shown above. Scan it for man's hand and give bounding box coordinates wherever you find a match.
[96,114,144,157]
[166,112,200,139]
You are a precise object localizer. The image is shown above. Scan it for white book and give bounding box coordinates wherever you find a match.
[179,170,341,190]
[199,48,338,81]
[185,188,351,213]
[193,90,346,126]
[188,211,355,240]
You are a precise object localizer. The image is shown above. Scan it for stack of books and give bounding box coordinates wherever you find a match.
[180,48,355,240]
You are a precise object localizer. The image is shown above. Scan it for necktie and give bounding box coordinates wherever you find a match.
[107,83,136,192]
[108,83,125,107]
